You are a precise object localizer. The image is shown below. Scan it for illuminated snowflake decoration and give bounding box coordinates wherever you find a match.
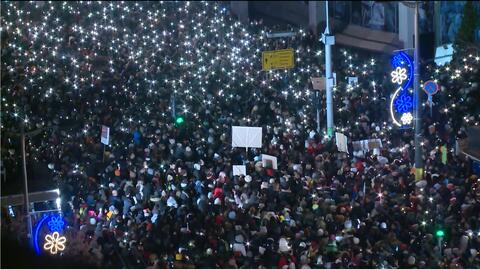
[391,67,408,85]
[47,215,65,233]
[391,54,404,68]
[400,112,413,125]
[394,93,413,113]
[43,232,66,255]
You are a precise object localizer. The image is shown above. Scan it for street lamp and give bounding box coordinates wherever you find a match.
[402,1,423,180]
[5,115,45,247]
[175,116,185,125]
[435,228,445,257]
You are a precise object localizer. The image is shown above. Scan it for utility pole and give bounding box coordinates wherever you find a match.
[20,122,33,247]
[322,0,335,138]
[413,2,423,181]
[5,122,45,247]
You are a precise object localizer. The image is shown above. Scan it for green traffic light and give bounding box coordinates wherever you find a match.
[435,230,445,237]
[175,116,184,124]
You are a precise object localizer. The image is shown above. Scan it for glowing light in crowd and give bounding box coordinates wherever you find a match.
[43,232,67,255]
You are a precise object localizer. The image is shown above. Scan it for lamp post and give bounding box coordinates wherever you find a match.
[435,229,445,257]
[402,1,423,180]
[413,1,423,181]
[20,122,33,247]
[322,0,335,138]
[5,118,45,247]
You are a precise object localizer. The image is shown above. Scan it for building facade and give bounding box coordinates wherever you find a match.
[230,1,479,56]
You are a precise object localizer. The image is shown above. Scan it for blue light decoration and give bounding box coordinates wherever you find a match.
[390,51,414,127]
[394,93,414,113]
[33,213,66,255]
[47,215,65,233]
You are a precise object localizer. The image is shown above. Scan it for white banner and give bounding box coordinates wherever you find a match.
[232,165,247,176]
[352,138,382,152]
[232,126,262,148]
[335,132,349,153]
[261,154,278,170]
[101,125,110,145]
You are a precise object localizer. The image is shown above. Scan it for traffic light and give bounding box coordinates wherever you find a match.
[175,116,185,125]
[435,229,445,237]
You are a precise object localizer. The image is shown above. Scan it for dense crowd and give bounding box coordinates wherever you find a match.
[1,1,480,269]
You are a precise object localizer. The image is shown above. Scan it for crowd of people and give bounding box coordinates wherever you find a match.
[1,1,480,269]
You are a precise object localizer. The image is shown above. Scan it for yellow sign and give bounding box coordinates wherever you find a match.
[414,168,424,181]
[262,48,294,71]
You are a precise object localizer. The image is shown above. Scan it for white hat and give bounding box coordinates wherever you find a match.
[415,180,428,188]
[408,256,416,265]
[344,220,352,230]
[89,218,97,225]
[194,163,201,170]
[353,237,360,244]
[380,222,387,229]
[278,238,290,252]
[150,197,160,202]
[245,175,252,183]
[214,197,221,205]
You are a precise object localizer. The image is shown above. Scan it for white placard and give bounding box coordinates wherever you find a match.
[335,132,349,153]
[352,138,382,152]
[311,77,325,90]
[348,76,358,86]
[232,165,247,176]
[101,125,110,145]
[261,154,278,170]
[232,126,262,148]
